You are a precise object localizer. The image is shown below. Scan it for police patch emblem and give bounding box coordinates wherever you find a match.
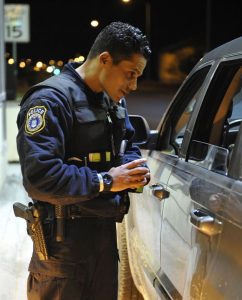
[25,106,47,135]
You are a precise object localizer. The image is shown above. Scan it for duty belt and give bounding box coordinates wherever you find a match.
[66,205,104,219]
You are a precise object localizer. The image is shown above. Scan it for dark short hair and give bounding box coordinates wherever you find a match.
[88,21,151,64]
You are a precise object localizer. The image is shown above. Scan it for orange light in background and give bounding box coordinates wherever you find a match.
[33,66,40,72]
[57,60,63,67]
[19,62,26,68]
[49,59,55,65]
[74,55,85,63]
[41,63,47,70]
[8,58,14,64]
[122,0,131,3]
[36,61,43,68]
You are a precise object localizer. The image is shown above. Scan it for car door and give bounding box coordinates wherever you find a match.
[138,65,212,299]
[124,64,211,300]
[158,56,242,300]
[146,65,212,299]
[125,150,174,300]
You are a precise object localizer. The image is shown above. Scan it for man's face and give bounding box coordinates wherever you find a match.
[100,53,147,102]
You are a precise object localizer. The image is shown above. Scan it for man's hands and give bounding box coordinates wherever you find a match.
[107,158,150,192]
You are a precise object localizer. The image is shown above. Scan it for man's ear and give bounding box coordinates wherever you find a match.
[99,52,112,65]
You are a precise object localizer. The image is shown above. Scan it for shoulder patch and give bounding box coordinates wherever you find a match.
[25,106,47,135]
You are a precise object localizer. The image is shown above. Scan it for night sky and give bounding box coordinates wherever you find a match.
[4,0,242,79]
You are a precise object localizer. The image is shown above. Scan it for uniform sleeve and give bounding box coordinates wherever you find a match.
[17,89,100,206]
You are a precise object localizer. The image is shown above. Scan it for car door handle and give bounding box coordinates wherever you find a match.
[150,184,170,201]
[190,209,223,236]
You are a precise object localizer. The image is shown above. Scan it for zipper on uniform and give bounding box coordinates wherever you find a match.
[107,111,116,156]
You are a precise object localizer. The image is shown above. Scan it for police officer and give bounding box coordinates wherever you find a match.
[16,21,151,300]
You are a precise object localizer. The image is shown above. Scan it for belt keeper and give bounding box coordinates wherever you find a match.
[105,152,111,161]
[88,152,111,162]
[89,153,101,162]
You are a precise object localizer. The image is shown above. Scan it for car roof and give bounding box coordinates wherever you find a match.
[197,36,242,66]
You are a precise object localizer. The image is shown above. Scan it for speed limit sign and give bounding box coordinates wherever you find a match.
[4,4,30,43]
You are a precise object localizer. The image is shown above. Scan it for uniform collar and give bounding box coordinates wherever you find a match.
[62,62,105,103]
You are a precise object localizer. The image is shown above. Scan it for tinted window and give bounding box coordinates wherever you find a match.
[158,66,210,154]
[188,61,242,175]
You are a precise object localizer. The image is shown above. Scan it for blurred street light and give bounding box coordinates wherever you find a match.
[90,20,99,27]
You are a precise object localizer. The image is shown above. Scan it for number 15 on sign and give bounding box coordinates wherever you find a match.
[4,4,30,43]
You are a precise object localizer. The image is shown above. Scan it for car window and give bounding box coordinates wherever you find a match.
[187,61,242,175]
[158,66,211,154]
[173,91,198,147]
[231,84,242,120]
[188,140,229,174]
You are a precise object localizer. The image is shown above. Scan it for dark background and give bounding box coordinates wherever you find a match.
[4,0,242,80]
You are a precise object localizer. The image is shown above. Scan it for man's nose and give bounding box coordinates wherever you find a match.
[128,78,137,91]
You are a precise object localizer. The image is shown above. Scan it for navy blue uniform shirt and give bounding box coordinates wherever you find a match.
[16,63,142,206]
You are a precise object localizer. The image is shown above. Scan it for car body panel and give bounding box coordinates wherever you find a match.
[124,36,242,300]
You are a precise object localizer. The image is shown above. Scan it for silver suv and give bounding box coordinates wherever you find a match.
[117,36,242,300]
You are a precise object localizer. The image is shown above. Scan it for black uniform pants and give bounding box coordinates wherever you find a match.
[27,218,118,300]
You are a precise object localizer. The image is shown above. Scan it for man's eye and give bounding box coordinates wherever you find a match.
[126,72,135,80]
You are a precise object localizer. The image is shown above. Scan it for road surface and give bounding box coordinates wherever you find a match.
[127,88,174,129]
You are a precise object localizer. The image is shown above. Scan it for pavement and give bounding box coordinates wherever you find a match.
[137,79,178,93]
[0,163,32,300]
